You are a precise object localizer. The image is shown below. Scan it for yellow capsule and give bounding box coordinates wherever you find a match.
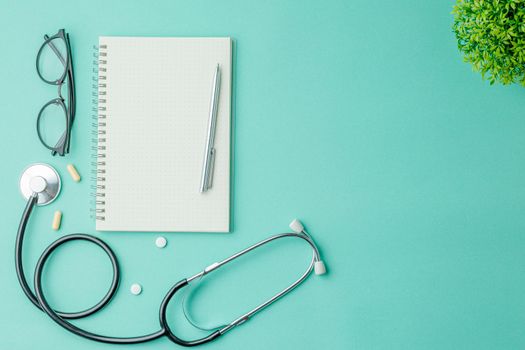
[52,211,62,230]
[67,164,81,182]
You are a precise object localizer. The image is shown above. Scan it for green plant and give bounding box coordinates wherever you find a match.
[452,0,525,86]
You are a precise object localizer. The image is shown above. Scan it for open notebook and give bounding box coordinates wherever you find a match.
[94,37,232,232]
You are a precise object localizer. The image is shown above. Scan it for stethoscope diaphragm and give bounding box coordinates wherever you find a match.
[19,163,61,205]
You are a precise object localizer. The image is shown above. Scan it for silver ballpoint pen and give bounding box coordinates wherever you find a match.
[200,64,221,193]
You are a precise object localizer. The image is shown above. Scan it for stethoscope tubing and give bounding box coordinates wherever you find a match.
[186,232,319,332]
[15,192,322,346]
[16,193,165,344]
[162,232,320,343]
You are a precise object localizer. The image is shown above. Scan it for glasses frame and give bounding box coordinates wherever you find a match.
[35,29,76,156]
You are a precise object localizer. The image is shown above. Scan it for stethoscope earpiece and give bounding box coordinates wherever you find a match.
[314,260,327,275]
[289,218,305,233]
[290,219,327,275]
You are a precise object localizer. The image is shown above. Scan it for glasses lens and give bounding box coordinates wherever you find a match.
[37,37,68,83]
[38,101,67,149]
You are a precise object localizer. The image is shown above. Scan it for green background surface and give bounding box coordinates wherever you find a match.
[1,0,525,349]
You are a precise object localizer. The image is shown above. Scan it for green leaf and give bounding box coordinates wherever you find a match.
[452,0,525,86]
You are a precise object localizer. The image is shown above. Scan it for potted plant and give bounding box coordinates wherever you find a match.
[452,0,525,85]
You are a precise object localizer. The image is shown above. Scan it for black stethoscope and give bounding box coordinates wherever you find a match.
[16,163,326,347]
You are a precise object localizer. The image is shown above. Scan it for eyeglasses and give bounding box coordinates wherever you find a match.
[36,29,76,156]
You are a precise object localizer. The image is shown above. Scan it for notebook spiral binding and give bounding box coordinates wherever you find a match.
[91,44,108,221]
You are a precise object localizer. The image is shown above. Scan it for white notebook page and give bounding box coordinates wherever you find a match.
[96,37,231,232]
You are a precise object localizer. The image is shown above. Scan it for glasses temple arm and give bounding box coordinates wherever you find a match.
[44,34,67,67]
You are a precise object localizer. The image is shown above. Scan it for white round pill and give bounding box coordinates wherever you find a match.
[155,236,167,248]
[130,283,142,295]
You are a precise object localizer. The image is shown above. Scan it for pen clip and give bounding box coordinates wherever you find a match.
[206,148,215,190]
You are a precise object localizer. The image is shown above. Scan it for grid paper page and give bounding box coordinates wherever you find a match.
[96,37,231,232]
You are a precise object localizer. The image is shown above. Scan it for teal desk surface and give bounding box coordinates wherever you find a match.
[1,0,525,349]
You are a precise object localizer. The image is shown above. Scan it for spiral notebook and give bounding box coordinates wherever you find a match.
[94,36,232,232]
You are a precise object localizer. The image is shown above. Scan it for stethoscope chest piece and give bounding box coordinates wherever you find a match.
[19,163,61,205]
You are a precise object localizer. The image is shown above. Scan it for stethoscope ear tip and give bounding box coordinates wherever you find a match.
[289,219,304,233]
[289,219,326,275]
[314,261,326,275]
